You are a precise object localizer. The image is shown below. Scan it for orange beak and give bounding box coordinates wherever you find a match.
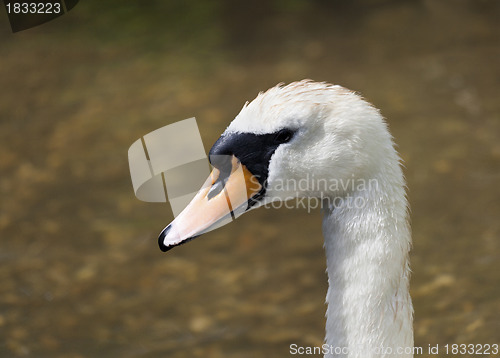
[158,156,262,251]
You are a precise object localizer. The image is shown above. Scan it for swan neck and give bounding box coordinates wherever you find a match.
[322,173,413,358]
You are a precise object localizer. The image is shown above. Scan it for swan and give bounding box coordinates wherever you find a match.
[158,80,413,357]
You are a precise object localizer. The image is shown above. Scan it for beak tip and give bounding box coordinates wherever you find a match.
[158,225,174,252]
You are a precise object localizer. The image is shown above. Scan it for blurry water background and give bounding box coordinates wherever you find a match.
[0,1,499,357]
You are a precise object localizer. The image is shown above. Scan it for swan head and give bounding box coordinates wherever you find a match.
[159,80,395,251]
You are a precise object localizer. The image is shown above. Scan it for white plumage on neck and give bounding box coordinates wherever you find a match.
[322,162,413,357]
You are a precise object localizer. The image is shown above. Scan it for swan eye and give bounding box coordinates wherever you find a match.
[274,129,294,144]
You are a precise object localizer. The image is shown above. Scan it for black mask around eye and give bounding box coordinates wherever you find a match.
[208,128,296,206]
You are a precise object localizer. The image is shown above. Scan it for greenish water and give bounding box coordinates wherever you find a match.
[0,1,499,357]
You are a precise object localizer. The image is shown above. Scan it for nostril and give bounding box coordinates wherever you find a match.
[207,154,233,201]
[207,178,225,200]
